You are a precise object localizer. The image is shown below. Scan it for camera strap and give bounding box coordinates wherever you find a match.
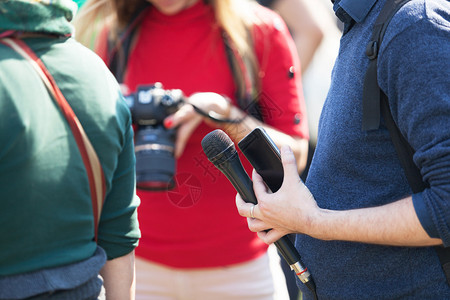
[0,37,106,243]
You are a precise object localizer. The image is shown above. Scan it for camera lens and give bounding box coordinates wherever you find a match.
[134,126,176,191]
[126,83,185,191]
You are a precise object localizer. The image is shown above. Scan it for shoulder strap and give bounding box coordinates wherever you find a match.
[362,0,411,131]
[1,37,106,242]
[361,0,450,285]
[363,0,426,193]
[379,93,428,193]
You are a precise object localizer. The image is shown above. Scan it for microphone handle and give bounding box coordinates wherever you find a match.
[216,152,258,205]
[275,237,312,284]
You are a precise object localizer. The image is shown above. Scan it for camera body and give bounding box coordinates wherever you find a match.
[124,83,185,190]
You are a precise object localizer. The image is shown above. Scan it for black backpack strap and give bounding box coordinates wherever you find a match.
[363,0,450,286]
[379,92,428,193]
[362,0,411,131]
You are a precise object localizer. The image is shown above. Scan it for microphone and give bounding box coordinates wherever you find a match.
[201,129,317,295]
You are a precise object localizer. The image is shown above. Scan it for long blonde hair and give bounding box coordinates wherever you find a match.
[73,0,261,99]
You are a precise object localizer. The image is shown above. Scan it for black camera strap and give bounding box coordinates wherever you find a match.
[191,103,246,124]
[362,0,450,285]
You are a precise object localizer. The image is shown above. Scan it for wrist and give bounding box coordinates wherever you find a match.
[221,105,252,139]
[226,103,244,121]
[307,208,333,241]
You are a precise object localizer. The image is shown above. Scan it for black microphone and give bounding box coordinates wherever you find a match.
[201,129,317,295]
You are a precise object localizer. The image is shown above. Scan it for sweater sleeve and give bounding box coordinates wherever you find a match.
[97,98,141,258]
[252,6,309,139]
[378,0,450,246]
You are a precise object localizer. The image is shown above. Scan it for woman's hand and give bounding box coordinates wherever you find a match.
[235,145,320,244]
[163,92,231,158]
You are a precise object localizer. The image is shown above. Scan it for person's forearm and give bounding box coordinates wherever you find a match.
[222,105,309,173]
[310,197,442,247]
[100,251,136,300]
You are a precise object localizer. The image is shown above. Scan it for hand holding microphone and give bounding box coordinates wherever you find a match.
[201,129,317,297]
[236,160,300,244]
[238,147,319,245]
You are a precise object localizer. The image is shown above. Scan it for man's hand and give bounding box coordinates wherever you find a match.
[236,146,320,244]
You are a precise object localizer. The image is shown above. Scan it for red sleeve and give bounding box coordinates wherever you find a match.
[252,6,309,139]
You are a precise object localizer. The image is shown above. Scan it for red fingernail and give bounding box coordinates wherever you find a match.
[164,118,173,128]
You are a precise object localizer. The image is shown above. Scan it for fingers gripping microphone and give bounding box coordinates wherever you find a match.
[201,129,317,296]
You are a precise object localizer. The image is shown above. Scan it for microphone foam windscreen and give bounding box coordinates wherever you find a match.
[201,129,235,159]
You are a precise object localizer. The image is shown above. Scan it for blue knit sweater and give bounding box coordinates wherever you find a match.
[296,0,450,299]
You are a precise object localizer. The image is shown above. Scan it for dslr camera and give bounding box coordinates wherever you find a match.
[124,83,185,191]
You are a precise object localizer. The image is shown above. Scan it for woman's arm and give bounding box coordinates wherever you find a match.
[165,92,309,173]
[222,105,309,173]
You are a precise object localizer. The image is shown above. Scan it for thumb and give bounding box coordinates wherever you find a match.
[280,145,301,186]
